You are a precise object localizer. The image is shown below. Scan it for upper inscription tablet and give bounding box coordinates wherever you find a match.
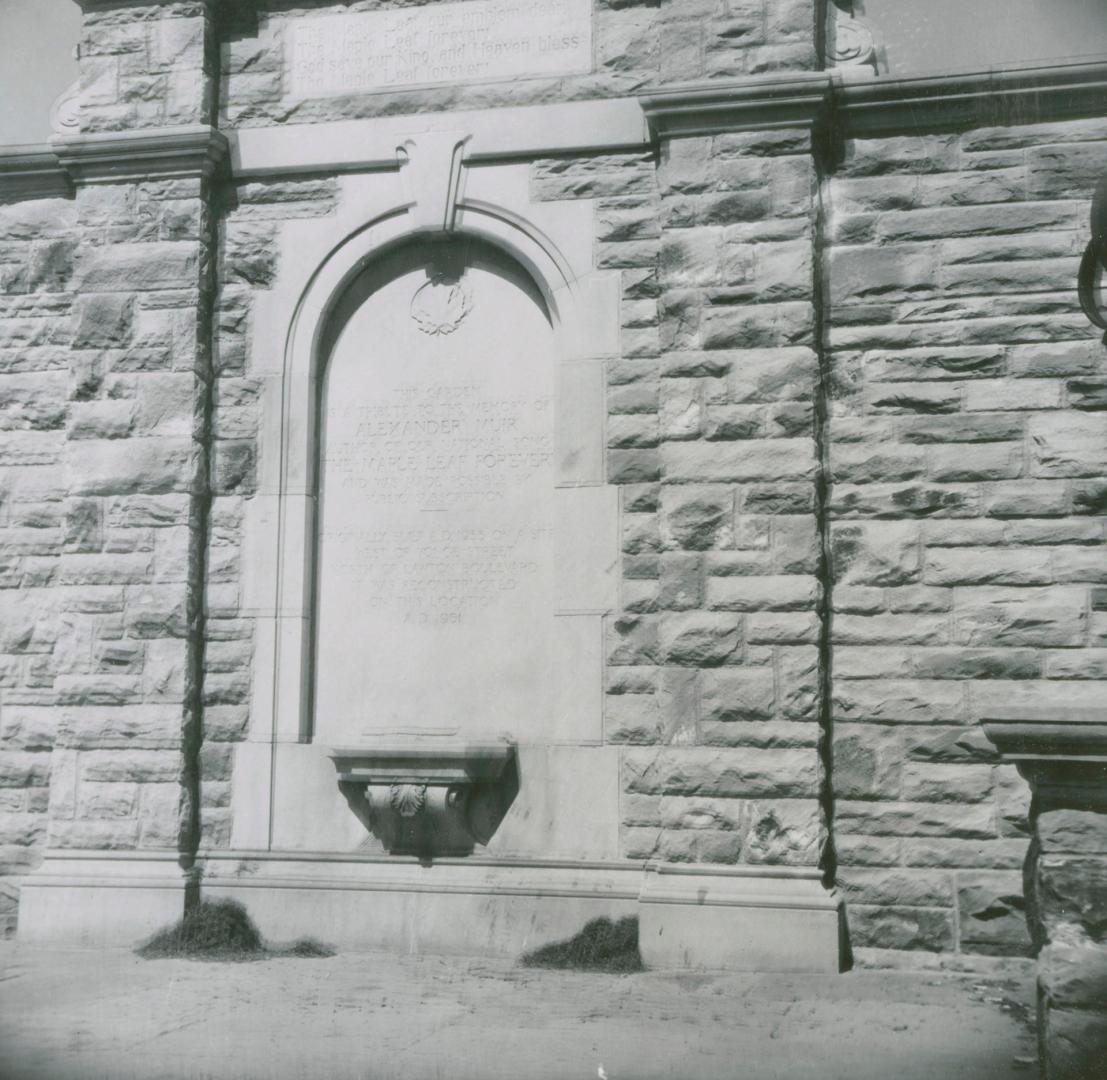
[289,0,593,98]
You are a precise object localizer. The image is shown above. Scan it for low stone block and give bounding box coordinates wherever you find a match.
[847,904,955,952]
[1042,1003,1107,1080]
[957,871,1033,956]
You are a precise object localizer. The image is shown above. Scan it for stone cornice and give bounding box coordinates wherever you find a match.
[72,0,215,10]
[834,57,1107,135]
[0,145,73,202]
[50,125,228,185]
[640,57,1107,139]
[641,73,832,137]
[982,707,1107,809]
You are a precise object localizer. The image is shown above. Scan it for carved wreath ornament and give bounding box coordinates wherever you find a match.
[410,275,473,336]
[1078,173,1107,330]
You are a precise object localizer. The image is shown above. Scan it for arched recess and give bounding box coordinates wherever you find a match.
[264,201,610,747]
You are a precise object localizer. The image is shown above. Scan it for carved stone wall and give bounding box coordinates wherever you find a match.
[0,0,1105,972]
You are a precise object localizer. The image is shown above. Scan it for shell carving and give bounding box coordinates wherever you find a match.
[389,783,428,818]
[410,276,472,336]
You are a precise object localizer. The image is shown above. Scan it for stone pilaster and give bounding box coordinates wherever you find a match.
[21,0,222,936]
[610,76,831,871]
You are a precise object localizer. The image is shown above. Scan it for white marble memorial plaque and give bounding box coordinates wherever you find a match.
[289,0,593,98]
[314,243,561,744]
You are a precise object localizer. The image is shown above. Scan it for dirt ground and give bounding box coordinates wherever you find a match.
[0,943,1038,1080]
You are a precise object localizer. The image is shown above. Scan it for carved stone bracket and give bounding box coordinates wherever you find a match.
[49,80,80,137]
[827,2,878,77]
[1078,172,1107,331]
[981,708,1107,1080]
[329,742,516,857]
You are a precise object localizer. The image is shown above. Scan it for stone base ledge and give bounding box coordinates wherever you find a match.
[18,850,842,971]
[18,851,193,948]
[638,864,841,974]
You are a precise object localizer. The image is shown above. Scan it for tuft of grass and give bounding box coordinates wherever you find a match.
[136,899,336,962]
[521,916,643,973]
[137,898,264,961]
[274,937,337,959]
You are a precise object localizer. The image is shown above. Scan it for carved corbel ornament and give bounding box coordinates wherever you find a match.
[396,131,472,234]
[1078,172,1107,330]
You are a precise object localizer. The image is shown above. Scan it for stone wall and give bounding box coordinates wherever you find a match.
[826,119,1107,962]
[0,196,78,930]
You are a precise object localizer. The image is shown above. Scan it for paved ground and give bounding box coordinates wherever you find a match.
[0,943,1038,1080]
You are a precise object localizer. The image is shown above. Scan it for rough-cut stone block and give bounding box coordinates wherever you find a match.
[847,904,955,952]
[71,294,133,349]
[1041,1003,1107,1080]
[1039,810,1107,855]
[623,746,817,799]
[658,486,733,550]
[925,548,1052,586]
[67,438,197,496]
[829,247,939,304]
[659,612,741,666]
[1038,857,1107,940]
[706,575,816,611]
[837,800,996,839]
[834,725,902,799]
[831,521,920,587]
[699,668,774,722]
[900,838,1027,870]
[727,347,815,403]
[1031,413,1107,478]
[77,243,199,292]
[900,761,992,803]
[904,726,999,765]
[832,613,948,646]
[832,679,964,724]
[840,867,953,908]
[953,593,1086,648]
[1040,942,1107,1009]
[745,800,821,865]
[662,438,815,482]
